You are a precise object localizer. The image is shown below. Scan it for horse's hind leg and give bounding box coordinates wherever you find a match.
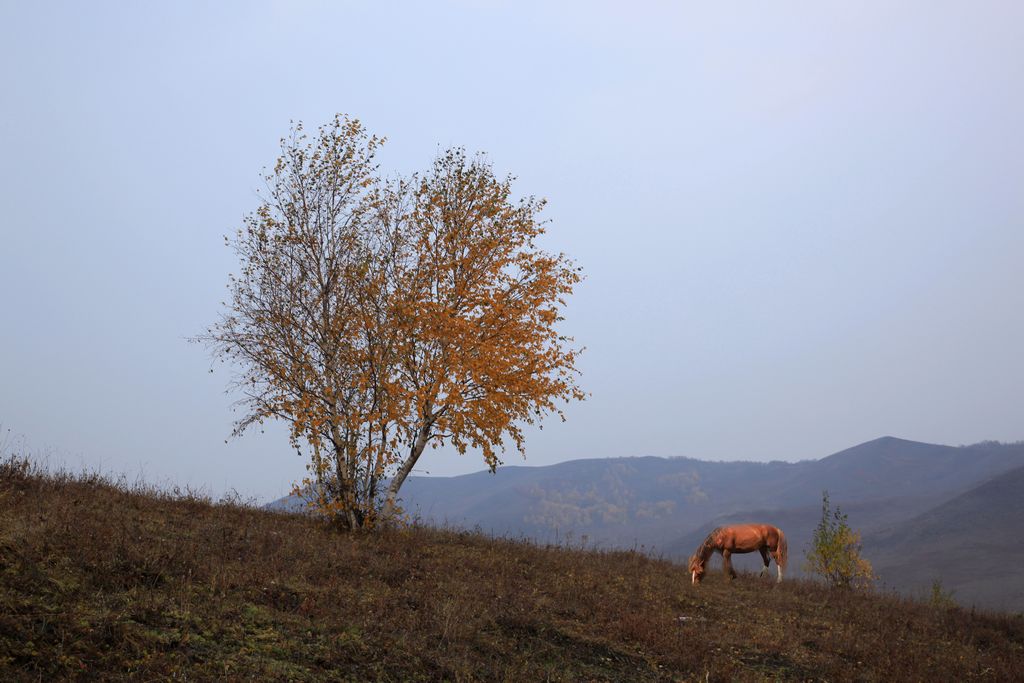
[722,550,737,579]
[758,547,771,577]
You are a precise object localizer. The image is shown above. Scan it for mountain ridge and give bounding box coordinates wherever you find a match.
[267,437,1024,608]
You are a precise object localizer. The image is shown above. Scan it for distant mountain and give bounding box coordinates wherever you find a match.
[864,464,1024,611]
[271,454,805,548]
[777,437,1024,505]
[268,436,1024,554]
[664,438,1024,578]
[397,455,798,549]
[398,438,1024,550]
[267,438,1024,608]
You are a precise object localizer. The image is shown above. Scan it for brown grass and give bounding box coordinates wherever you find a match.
[1,455,1022,681]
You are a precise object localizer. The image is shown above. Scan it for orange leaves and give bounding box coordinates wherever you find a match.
[202,115,584,529]
[395,155,581,453]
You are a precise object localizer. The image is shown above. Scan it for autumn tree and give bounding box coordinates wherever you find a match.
[804,491,875,589]
[200,115,584,529]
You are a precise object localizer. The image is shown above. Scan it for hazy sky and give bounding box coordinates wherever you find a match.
[2,2,1022,502]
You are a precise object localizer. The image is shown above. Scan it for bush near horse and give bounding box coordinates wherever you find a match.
[804,491,875,589]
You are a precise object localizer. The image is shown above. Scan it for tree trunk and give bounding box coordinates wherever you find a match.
[381,421,432,521]
[328,433,361,530]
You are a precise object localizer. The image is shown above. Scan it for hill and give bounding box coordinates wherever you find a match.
[271,455,798,547]
[373,437,1024,550]
[864,464,1024,610]
[271,438,1024,591]
[3,456,1023,681]
[273,438,1024,542]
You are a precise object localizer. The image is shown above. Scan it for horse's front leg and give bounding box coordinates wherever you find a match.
[758,547,771,577]
[722,549,737,579]
[770,545,785,583]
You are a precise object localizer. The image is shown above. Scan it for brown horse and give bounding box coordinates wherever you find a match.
[688,524,788,584]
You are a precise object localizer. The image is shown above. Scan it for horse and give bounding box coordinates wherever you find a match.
[687,524,788,584]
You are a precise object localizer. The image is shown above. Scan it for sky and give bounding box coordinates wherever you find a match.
[1,1,1022,502]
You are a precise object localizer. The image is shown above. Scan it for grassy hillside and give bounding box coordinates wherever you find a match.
[2,457,1023,681]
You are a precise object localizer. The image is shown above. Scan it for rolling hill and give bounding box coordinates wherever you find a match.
[3,456,1023,680]
[864,464,1024,610]
[269,437,1024,609]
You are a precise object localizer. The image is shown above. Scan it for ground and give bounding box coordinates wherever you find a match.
[1,457,1022,681]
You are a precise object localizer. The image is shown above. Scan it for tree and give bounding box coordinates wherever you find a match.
[199,115,584,529]
[804,491,875,589]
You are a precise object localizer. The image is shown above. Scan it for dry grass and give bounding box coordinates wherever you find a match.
[1,455,1022,681]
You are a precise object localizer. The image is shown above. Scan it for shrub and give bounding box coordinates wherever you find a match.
[929,578,957,609]
[804,491,875,589]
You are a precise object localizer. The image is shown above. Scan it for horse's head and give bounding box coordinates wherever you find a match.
[688,554,706,584]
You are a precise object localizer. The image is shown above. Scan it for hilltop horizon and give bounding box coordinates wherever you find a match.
[402,435,1022,479]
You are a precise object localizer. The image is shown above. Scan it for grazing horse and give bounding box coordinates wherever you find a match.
[688,524,788,584]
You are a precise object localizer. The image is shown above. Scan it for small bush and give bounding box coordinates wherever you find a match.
[804,490,875,589]
[929,578,958,609]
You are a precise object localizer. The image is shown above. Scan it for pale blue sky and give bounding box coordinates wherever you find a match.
[2,1,1022,501]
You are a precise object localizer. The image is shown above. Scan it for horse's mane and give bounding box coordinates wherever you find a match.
[696,527,722,559]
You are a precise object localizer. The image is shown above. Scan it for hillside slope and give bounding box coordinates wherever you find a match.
[865,464,1024,610]
[272,438,1024,555]
[270,438,1024,561]
[663,441,1024,609]
[273,455,803,548]
[401,438,1024,546]
[3,458,1023,681]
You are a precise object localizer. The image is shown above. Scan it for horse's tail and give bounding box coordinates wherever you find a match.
[777,527,789,573]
